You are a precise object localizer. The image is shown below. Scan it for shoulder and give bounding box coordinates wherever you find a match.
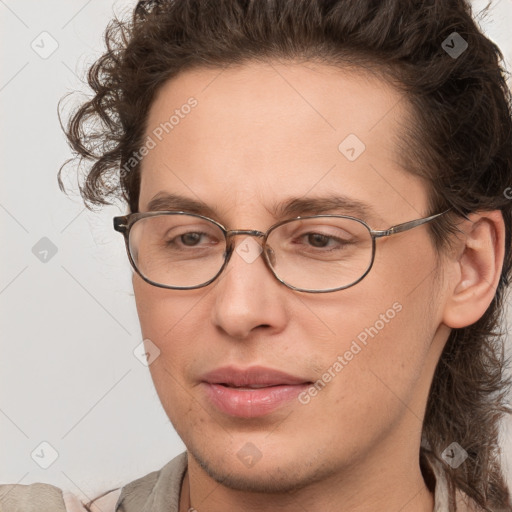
[115,451,188,512]
[64,488,122,512]
[0,481,120,512]
[0,481,67,512]
[0,482,121,512]
[0,453,187,512]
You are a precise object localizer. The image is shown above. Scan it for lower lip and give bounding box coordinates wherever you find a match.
[201,382,310,418]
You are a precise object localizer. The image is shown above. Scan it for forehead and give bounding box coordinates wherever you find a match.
[138,60,428,226]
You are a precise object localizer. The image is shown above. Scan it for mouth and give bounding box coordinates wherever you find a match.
[216,383,284,389]
[201,365,311,387]
[200,366,313,418]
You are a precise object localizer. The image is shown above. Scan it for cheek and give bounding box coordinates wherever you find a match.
[133,276,204,341]
[132,278,209,420]
[132,277,210,390]
[313,296,429,394]
[302,239,440,413]
[293,300,435,457]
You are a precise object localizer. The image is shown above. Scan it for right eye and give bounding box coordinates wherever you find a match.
[164,230,217,249]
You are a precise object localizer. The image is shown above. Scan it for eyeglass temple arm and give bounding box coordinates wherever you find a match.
[371,209,450,238]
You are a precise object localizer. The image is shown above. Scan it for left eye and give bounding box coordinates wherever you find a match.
[298,232,350,249]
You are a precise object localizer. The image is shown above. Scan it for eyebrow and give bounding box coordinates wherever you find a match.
[145,192,377,222]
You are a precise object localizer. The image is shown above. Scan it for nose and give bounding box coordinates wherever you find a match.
[210,236,287,340]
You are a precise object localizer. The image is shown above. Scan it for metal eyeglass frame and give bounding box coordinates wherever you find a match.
[113,208,451,293]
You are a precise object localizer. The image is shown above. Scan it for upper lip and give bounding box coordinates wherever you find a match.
[201,366,311,387]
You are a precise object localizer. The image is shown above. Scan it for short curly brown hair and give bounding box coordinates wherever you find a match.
[59,1,512,510]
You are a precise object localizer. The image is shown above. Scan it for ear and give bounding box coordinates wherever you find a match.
[442,210,505,329]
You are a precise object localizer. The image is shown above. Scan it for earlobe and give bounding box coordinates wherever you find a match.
[442,211,505,329]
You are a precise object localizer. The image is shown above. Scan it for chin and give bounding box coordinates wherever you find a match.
[187,440,334,494]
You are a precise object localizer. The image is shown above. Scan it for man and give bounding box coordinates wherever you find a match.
[1,0,511,510]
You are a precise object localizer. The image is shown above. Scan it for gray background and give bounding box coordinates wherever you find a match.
[1,0,511,500]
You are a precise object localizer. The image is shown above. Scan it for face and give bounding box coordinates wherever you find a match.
[133,61,450,492]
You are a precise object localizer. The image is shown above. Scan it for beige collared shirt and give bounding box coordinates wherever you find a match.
[0,451,480,511]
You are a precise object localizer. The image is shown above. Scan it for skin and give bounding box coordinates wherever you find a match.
[132,60,504,512]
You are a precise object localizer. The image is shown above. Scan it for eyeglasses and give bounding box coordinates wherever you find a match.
[113,209,449,293]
